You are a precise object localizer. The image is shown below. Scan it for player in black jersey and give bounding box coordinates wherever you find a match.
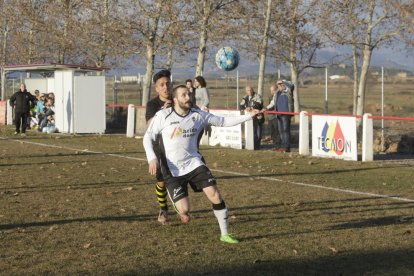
[145,69,172,225]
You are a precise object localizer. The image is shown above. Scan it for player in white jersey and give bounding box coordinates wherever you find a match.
[143,85,260,244]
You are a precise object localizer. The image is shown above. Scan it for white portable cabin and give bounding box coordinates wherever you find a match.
[2,64,106,134]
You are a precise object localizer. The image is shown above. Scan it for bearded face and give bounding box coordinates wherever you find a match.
[174,87,192,110]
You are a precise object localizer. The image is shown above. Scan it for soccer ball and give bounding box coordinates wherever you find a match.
[215,47,240,71]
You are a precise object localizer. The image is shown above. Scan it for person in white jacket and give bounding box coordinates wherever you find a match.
[193,76,209,111]
[143,85,260,244]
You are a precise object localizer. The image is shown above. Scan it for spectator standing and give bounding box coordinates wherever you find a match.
[194,76,211,138]
[193,76,209,111]
[9,83,37,136]
[240,86,264,150]
[145,69,173,225]
[262,85,281,149]
[275,80,294,152]
[185,79,196,105]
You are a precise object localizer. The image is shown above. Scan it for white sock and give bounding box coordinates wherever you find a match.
[213,208,228,236]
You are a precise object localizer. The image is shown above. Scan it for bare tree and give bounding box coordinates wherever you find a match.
[126,0,183,105]
[319,0,362,115]
[321,0,410,122]
[0,0,11,100]
[190,0,239,77]
[257,0,273,96]
[0,0,10,66]
[270,0,323,121]
[78,0,132,69]
[11,0,49,64]
[42,0,83,64]
[237,0,275,96]
[158,1,190,72]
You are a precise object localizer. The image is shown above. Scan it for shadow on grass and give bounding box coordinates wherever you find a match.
[181,198,414,227]
[0,152,145,167]
[374,152,414,161]
[0,160,78,167]
[0,214,154,231]
[152,249,414,275]
[330,215,414,230]
[213,164,410,179]
[0,150,145,160]
[296,200,414,214]
[2,179,154,193]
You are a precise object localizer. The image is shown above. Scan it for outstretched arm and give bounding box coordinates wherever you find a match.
[207,109,261,127]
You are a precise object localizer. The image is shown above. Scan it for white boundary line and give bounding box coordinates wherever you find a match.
[213,169,414,202]
[2,137,414,203]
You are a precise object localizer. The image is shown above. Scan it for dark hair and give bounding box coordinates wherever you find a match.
[173,85,187,98]
[185,79,192,83]
[153,69,171,84]
[194,76,206,88]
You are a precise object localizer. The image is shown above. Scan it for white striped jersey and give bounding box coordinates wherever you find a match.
[143,107,252,177]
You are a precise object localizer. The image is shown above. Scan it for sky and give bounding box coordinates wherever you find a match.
[109,45,414,78]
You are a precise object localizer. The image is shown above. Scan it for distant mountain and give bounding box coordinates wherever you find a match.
[108,47,413,78]
[316,47,414,72]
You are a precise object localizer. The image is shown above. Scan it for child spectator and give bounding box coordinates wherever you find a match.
[31,93,46,129]
[39,98,55,132]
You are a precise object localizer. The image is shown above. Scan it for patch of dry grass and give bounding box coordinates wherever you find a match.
[0,129,413,275]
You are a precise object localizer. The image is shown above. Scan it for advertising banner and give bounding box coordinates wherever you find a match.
[312,115,358,161]
[209,109,243,149]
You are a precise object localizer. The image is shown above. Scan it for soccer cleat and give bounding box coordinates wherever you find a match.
[157,210,169,225]
[14,131,19,135]
[220,234,239,244]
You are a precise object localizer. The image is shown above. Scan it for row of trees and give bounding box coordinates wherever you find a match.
[0,0,412,120]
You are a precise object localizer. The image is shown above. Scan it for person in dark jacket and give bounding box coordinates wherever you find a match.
[275,80,294,152]
[9,83,37,135]
[240,86,264,150]
[185,79,196,105]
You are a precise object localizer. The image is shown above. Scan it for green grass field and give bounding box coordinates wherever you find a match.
[1,127,413,275]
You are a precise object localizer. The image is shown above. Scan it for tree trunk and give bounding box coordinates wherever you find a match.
[195,26,207,77]
[290,64,300,122]
[166,41,173,71]
[356,45,372,125]
[97,0,109,69]
[1,22,8,100]
[257,0,272,96]
[28,28,33,64]
[142,44,155,106]
[195,0,209,77]
[352,44,359,115]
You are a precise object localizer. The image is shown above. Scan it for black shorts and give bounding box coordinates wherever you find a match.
[165,166,217,203]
